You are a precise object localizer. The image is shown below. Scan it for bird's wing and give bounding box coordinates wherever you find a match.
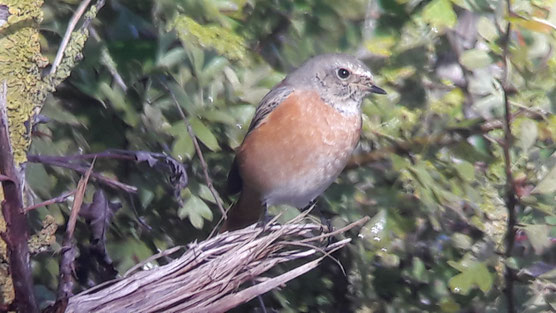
[246,84,294,134]
[227,84,294,195]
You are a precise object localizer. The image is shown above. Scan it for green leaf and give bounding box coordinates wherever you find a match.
[157,47,187,68]
[200,110,237,125]
[474,262,493,293]
[139,189,154,208]
[509,16,556,33]
[519,119,538,152]
[448,271,473,295]
[172,133,195,161]
[460,49,492,70]
[532,165,556,194]
[178,195,213,229]
[411,257,427,282]
[198,184,216,203]
[451,233,472,250]
[199,57,229,83]
[190,117,221,151]
[449,261,493,295]
[422,0,457,29]
[523,224,551,255]
[99,82,139,126]
[439,297,461,313]
[477,17,499,41]
[26,164,56,196]
[166,81,195,114]
[361,210,389,248]
[455,161,475,182]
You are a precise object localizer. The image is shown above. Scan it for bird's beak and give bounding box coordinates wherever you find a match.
[369,85,387,95]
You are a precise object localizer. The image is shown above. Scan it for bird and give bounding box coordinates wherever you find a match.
[221,53,386,232]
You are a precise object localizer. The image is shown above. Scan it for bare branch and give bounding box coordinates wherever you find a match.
[347,119,504,168]
[27,154,138,193]
[89,26,128,91]
[0,173,13,182]
[27,149,187,202]
[24,189,76,213]
[501,1,518,313]
[53,161,95,312]
[49,0,92,75]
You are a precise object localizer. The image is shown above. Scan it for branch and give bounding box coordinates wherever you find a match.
[65,216,369,312]
[49,0,92,75]
[27,154,137,193]
[347,119,504,168]
[166,85,227,218]
[27,149,187,202]
[24,190,76,213]
[89,26,128,92]
[501,2,518,313]
[0,82,39,313]
[52,162,94,312]
[45,0,106,88]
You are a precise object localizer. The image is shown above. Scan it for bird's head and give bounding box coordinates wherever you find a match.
[285,53,386,115]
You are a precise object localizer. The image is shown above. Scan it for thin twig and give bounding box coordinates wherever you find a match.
[24,189,77,213]
[501,2,517,313]
[0,81,39,313]
[49,0,92,75]
[166,85,227,218]
[54,161,95,312]
[27,155,137,193]
[89,26,128,91]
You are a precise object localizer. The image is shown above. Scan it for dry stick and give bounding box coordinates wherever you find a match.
[49,0,92,75]
[55,161,95,311]
[501,2,518,313]
[167,88,227,218]
[198,258,322,313]
[27,155,137,193]
[197,244,347,313]
[24,189,77,213]
[0,81,39,313]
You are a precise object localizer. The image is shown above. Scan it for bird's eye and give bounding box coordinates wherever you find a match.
[337,68,350,79]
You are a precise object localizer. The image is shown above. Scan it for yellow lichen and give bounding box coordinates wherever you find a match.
[0,0,102,307]
[28,215,57,254]
[0,0,46,306]
[0,0,46,165]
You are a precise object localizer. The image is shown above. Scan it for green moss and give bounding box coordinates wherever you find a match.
[169,15,246,61]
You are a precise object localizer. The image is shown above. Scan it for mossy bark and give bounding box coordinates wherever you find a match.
[0,0,46,307]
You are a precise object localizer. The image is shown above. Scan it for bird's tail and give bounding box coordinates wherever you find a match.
[219,189,262,232]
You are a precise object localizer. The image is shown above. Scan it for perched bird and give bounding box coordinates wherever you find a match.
[221,54,386,232]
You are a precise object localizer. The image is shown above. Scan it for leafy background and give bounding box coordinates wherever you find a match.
[25,0,555,311]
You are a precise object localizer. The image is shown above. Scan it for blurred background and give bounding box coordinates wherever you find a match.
[27,0,555,311]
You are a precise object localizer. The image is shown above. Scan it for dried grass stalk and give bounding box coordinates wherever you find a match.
[65,215,369,313]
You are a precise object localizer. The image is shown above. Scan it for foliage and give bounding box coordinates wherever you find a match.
[23,0,556,312]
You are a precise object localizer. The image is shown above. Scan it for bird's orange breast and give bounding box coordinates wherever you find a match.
[236,90,361,208]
